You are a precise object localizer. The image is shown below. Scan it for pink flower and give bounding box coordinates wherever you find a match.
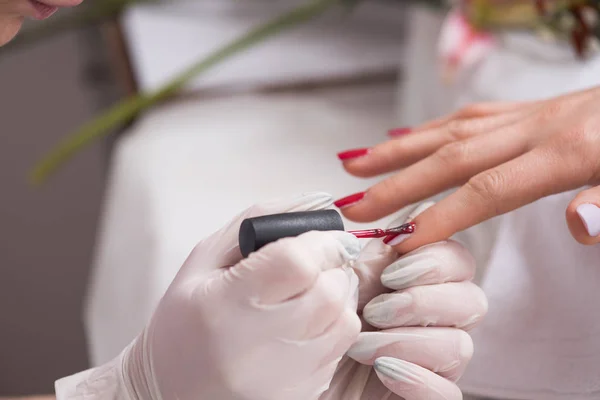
[438,10,496,81]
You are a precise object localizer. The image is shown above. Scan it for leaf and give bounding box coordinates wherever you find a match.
[30,0,340,184]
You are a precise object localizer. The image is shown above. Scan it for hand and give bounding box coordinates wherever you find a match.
[56,193,362,400]
[321,203,488,400]
[335,86,600,253]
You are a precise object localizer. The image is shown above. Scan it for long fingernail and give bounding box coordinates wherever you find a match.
[384,225,415,246]
[348,332,413,363]
[337,148,371,161]
[334,192,366,209]
[381,253,441,290]
[576,203,600,237]
[388,127,412,137]
[374,357,422,385]
[363,293,413,326]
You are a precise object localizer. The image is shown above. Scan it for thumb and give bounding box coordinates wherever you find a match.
[567,186,600,245]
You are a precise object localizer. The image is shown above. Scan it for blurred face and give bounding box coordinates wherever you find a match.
[0,0,82,46]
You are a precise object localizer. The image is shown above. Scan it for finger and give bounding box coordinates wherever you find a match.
[393,142,592,254]
[374,357,463,400]
[381,240,476,291]
[223,231,359,305]
[347,327,473,381]
[338,122,530,222]
[362,282,488,330]
[567,186,600,245]
[189,192,335,267]
[313,308,362,366]
[353,202,435,310]
[343,109,529,178]
[399,100,538,134]
[285,268,357,340]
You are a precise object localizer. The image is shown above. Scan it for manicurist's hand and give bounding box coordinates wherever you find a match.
[334,86,600,253]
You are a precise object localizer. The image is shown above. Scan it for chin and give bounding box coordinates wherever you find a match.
[0,16,25,47]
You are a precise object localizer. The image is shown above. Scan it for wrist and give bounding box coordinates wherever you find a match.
[54,332,158,400]
[121,329,161,400]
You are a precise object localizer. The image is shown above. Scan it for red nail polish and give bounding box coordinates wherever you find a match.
[383,234,399,245]
[337,148,370,161]
[334,192,366,209]
[388,127,412,137]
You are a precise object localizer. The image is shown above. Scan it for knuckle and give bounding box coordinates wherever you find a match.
[538,102,563,123]
[466,169,507,205]
[372,177,400,205]
[446,120,472,141]
[553,127,598,180]
[455,103,486,119]
[435,141,471,167]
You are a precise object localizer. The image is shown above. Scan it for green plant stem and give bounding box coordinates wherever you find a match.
[30,0,340,184]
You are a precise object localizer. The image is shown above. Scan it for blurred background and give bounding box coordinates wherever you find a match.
[0,0,447,395]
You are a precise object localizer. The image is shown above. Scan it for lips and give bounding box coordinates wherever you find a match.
[28,0,59,20]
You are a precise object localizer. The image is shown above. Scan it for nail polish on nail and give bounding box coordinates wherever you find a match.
[334,192,366,209]
[374,357,422,385]
[384,223,415,246]
[388,127,412,137]
[576,203,600,237]
[337,148,371,161]
[363,293,413,327]
[381,255,441,290]
[386,234,412,247]
[383,234,399,244]
[347,331,413,363]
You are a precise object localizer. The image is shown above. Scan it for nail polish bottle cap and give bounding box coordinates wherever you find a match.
[239,210,345,257]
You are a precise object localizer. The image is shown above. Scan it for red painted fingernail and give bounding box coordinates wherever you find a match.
[383,234,400,244]
[334,192,366,209]
[388,127,412,137]
[337,148,370,161]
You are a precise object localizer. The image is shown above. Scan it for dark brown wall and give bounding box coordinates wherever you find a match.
[0,32,107,395]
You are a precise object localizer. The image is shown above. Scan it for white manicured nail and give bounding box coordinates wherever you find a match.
[374,357,423,385]
[363,293,413,327]
[576,203,600,237]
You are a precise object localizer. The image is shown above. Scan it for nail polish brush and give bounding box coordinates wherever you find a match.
[239,210,414,257]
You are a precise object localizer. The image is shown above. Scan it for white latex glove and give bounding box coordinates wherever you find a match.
[56,192,362,400]
[321,202,489,400]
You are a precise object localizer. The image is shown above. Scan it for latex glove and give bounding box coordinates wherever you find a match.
[335,85,600,251]
[56,192,362,400]
[321,202,488,400]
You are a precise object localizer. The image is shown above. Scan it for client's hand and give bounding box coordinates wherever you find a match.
[56,193,361,400]
[335,86,600,252]
[322,203,488,400]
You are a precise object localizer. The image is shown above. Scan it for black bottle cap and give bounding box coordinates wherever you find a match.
[239,210,345,257]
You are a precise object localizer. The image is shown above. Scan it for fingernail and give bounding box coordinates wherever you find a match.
[348,332,410,363]
[388,127,412,137]
[384,231,413,247]
[362,292,413,326]
[381,253,441,290]
[337,148,371,161]
[374,357,422,385]
[334,192,366,209]
[576,203,600,237]
[383,234,400,244]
